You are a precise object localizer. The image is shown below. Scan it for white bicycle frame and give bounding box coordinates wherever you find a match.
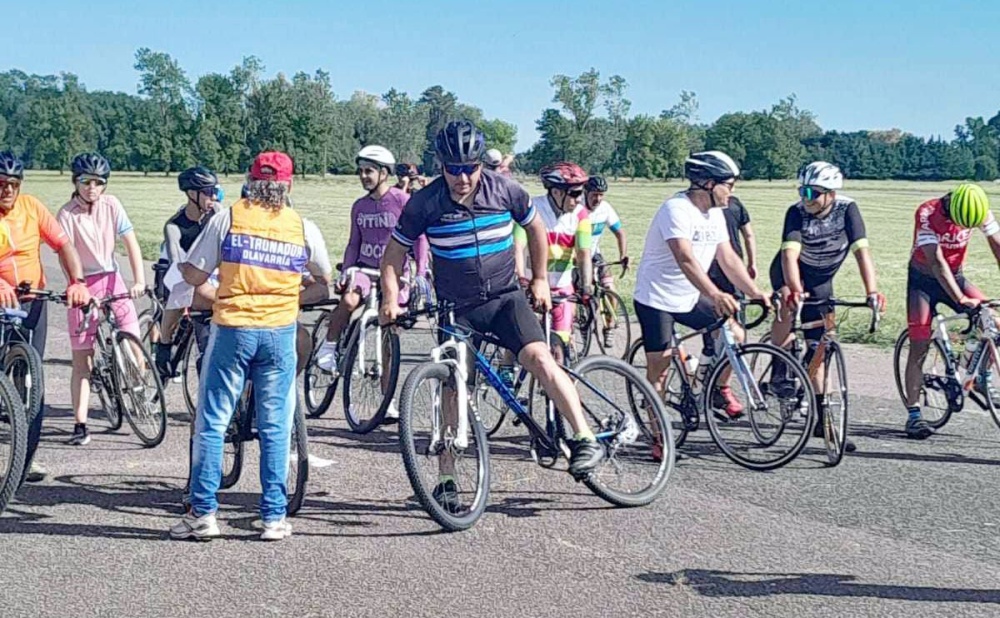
[342,266,411,381]
[428,307,471,451]
[717,320,768,411]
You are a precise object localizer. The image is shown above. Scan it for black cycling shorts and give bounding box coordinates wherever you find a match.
[769,255,835,341]
[444,290,545,357]
[906,265,984,341]
[633,298,716,354]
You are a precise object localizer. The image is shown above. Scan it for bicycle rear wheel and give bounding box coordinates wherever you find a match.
[705,343,816,471]
[572,302,594,361]
[571,355,674,506]
[597,290,632,359]
[113,332,168,447]
[892,330,953,429]
[625,338,690,447]
[180,335,200,420]
[4,341,43,429]
[286,391,310,515]
[0,372,27,515]
[304,312,339,418]
[399,362,490,532]
[475,340,512,437]
[822,342,849,467]
[342,317,400,433]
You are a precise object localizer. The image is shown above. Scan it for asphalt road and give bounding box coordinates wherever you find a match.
[3,255,1000,617]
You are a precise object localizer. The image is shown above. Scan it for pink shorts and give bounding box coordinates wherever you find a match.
[68,272,141,351]
[338,270,410,305]
[551,285,575,342]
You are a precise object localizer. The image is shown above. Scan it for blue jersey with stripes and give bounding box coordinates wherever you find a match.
[393,169,535,308]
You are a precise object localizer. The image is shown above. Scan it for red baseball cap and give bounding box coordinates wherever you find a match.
[250,151,293,182]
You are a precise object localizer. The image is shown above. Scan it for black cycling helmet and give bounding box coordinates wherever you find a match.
[434,120,485,165]
[178,165,219,192]
[684,150,740,183]
[586,175,608,193]
[0,152,24,179]
[71,152,111,180]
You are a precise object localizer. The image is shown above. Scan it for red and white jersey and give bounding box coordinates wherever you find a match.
[910,198,999,272]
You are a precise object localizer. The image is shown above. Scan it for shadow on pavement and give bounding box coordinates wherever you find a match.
[636,569,1000,604]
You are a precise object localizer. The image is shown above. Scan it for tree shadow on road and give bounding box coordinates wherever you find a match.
[635,568,1000,604]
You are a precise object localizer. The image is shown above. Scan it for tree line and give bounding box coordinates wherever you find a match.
[2,53,999,182]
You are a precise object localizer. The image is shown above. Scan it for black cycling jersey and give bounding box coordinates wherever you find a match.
[393,169,534,310]
[164,206,212,262]
[777,197,867,280]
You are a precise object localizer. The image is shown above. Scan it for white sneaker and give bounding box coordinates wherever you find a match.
[170,512,221,541]
[385,400,400,420]
[260,518,292,541]
[315,340,339,372]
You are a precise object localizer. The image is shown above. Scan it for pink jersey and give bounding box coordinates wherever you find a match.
[910,198,999,273]
[342,187,429,275]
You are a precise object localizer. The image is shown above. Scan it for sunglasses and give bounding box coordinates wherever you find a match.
[799,186,829,201]
[444,163,480,176]
[566,189,584,198]
[0,179,21,192]
[77,177,107,188]
[200,187,219,198]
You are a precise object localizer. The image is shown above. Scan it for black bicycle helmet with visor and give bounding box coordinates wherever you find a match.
[586,175,608,193]
[71,153,111,180]
[178,165,219,192]
[434,120,486,165]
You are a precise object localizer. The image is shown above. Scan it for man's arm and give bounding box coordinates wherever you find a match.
[180,211,225,287]
[523,215,552,311]
[854,247,878,295]
[921,243,967,303]
[612,227,628,264]
[379,239,409,323]
[717,242,763,297]
[164,223,184,265]
[739,222,757,278]
[988,231,1000,268]
[56,244,85,284]
[667,238,722,298]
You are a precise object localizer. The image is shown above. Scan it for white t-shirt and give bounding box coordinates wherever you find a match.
[634,192,727,313]
[587,199,621,256]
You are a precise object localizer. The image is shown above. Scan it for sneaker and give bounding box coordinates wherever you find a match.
[432,479,464,514]
[844,439,857,453]
[770,377,798,399]
[154,342,173,381]
[568,439,605,478]
[975,374,1000,407]
[169,512,221,541]
[602,328,615,349]
[711,386,744,419]
[382,400,400,424]
[25,461,47,483]
[652,439,664,463]
[260,518,293,541]
[67,423,91,446]
[315,340,339,373]
[905,417,933,440]
[497,366,516,389]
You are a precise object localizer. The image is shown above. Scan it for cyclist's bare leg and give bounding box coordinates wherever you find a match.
[327,290,361,343]
[905,338,932,407]
[518,341,592,438]
[645,349,675,397]
[160,308,182,344]
[769,287,796,350]
[70,350,95,424]
[438,384,458,477]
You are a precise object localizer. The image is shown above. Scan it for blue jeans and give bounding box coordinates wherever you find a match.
[189,323,297,523]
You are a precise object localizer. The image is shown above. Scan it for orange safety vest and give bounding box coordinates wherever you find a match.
[215,199,306,328]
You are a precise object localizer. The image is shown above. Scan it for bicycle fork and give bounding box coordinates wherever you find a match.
[429,337,471,452]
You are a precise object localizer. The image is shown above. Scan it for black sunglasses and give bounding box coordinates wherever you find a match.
[566,188,584,198]
[444,163,480,176]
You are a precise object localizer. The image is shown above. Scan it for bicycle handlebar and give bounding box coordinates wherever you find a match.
[775,293,881,334]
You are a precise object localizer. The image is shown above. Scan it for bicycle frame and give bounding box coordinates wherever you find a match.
[342,266,410,381]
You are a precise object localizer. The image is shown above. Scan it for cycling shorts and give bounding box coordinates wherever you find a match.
[906,265,984,341]
[769,256,835,341]
[633,298,715,355]
[446,290,544,357]
[550,285,576,342]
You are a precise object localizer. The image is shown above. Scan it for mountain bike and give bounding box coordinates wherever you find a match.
[572,258,632,359]
[300,298,341,418]
[892,300,1000,430]
[0,308,30,515]
[626,300,816,471]
[138,296,209,420]
[760,296,880,467]
[396,301,674,532]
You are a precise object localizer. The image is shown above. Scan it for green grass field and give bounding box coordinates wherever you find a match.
[18,172,1000,345]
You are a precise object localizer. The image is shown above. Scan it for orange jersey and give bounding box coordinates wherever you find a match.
[0,194,70,289]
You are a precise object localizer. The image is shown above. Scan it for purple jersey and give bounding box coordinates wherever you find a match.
[342,187,429,275]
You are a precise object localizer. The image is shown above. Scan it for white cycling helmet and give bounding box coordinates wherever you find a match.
[798,161,843,190]
[483,148,503,167]
[356,145,396,169]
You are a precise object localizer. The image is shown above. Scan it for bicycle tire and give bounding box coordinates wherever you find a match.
[399,362,490,532]
[572,355,675,507]
[705,343,816,471]
[180,334,199,420]
[220,385,248,490]
[287,391,310,516]
[475,340,511,437]
[597,290,632,360]
[4,342,43,429]
[96,364,124,431]
[304,312,339,418]
[625,338,690,448]
[892,329,953,429]
[137,308,156,351]
[572,301,594,360]
[342,317,400,434]
[822,342,849,467]
[113,331,168,447]
[0,372,27,515]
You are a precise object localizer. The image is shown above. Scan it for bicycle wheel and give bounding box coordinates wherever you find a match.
[526,333,571,442]
[4,342,43,428]
[822,342,849,467]
[304,312,339,418]
[95,365,124,431]
[893,329,953,429]
[626,338,690,447]
[180,335,200,420]
[475,340,511,437]
[566,356,674,505]
[221,386,249,490]
[0,372,27,515]
[137,308,157,351]
[342,317,400,433]
[399,362,490,532]
[112,332,168,447]
[597,290,632,360]
[287,391,310,516]
[572,302,593,360]
[705,343,816,471]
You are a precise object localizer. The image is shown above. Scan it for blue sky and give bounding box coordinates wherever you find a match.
[8,0,1000,150]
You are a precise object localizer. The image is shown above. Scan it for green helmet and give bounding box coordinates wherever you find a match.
[949,183,991,229]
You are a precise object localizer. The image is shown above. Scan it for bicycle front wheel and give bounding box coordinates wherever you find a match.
[705,343,816,471]
[342,318,401,433]
[571,355,674,507]
[572,302,594,361]
[180,335,200,420]
[112,332,168,447]
[0,372,27,515]
[822,342,849,467]
[597,290,632,359]
[893,329,953,429]
[287,391,310,515]
[4,341,44,428]
[304,312,339,418]
[399,362,490,532]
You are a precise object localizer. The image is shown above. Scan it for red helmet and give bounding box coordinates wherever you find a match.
[540,162,588,190]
